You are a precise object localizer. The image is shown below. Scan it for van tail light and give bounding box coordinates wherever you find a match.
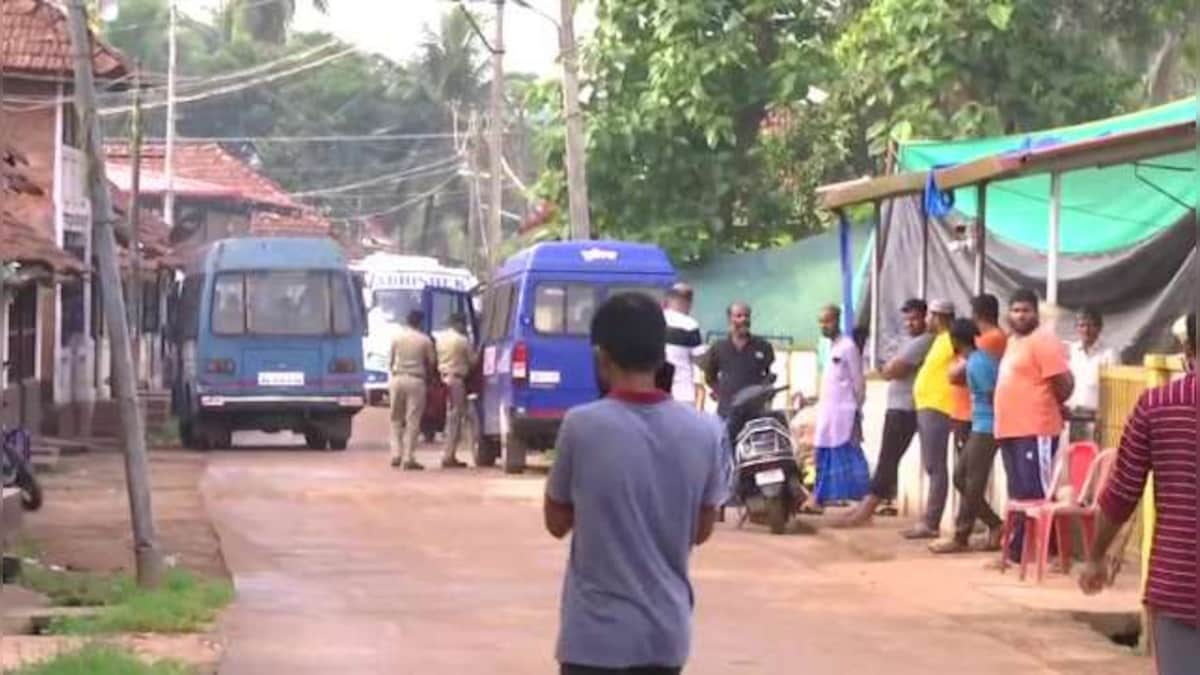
[330,357,358,374]
[512,342,528,382]
[206,358,235,375]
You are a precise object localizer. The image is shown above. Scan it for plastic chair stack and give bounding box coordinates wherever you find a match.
[998,441,1101,582]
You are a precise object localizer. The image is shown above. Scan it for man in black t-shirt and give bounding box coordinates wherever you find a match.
[703,302,775,418]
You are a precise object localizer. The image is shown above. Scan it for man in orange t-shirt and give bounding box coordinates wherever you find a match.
[972,293,1007,359]
[993,289,1074,562]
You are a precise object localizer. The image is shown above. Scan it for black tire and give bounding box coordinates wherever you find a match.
[304,430,327,450]
[180,419,201,450]
[502,432,527,475]
[766,496,788,535]
[475,435,500,468]
[211,425,233,450]
[15,466,42,511]
[328,436,349,451]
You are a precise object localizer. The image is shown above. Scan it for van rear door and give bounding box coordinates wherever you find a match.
[516,279,599,416]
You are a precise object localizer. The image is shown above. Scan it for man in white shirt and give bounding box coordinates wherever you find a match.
[1066,306,1116,441]
[663,283,707,406]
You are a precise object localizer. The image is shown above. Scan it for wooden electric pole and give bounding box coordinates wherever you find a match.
[129,66,143,386]
[486,0,505,275]
[558,0,590,239]
[64,0,163,588]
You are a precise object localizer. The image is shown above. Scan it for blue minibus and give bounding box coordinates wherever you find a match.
[169,237,367,450]
[474,241,676,472]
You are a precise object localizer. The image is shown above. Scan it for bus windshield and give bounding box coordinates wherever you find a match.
[368,288,422,326]
[213,270,353,336]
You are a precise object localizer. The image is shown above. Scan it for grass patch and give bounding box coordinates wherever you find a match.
[18,564,135,607]
[148,418,182,448]
[47,569,233,635]
[10,643,194,675]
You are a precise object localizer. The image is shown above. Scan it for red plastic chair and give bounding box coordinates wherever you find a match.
[998,441,1098,581]
[1046,448,1118,575]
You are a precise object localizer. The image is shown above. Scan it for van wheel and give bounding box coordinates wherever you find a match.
[210,425,233,450]
[180,419,200,450]
[475,435,500,468]
[304,430,328,450]
[328,436,349,451]
[502,432,527,474]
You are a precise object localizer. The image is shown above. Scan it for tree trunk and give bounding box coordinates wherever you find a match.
[1145,29,1182,104]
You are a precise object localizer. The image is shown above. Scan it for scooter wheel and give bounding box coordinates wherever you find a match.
[765,497,788,535]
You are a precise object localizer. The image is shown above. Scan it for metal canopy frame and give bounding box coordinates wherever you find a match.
[817,119,1198,363]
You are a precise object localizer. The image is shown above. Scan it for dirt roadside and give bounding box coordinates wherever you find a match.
[3,447,226,672]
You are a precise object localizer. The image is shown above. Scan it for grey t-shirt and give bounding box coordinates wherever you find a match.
[546,395,726,669]
[886,333,935,411]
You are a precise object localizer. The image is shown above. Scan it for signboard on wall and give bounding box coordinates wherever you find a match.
[58,146,91,233]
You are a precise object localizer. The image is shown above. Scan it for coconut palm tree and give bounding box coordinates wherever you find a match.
[226,0,329,45]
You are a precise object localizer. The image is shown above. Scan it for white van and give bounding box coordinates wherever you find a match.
[349,252,478,404]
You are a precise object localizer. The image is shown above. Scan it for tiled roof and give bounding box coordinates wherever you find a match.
[110,186,171,257]
[106,162,244,202]
[249,209,332,237]
[0,209,85,273]
[105,142,300,211]
[0,0,129,79]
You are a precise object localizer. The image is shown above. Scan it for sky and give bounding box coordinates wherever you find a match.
[178,0,596,76]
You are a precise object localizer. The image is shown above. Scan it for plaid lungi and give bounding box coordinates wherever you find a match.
[814,442,870,505]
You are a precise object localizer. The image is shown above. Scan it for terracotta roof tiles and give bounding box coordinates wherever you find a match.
[0,209,85,273]
[0,0,129,79]
[105,142,300,210]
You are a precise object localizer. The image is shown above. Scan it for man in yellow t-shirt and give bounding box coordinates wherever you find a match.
[904,299,959,540]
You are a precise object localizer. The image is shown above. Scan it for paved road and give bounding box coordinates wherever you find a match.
[204,408,1147,675]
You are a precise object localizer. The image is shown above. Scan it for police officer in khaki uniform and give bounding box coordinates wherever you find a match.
[433,313,474,468]
[389,309,436,469]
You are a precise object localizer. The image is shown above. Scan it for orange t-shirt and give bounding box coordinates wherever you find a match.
[994,328,1070,439]
[976,327,1007,359]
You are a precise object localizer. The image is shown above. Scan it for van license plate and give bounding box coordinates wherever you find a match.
[754,468,785,486]
[259,371,304,387]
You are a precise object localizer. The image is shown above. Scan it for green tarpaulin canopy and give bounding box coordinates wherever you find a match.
[899,97,1196,254]
[681,224,872,349]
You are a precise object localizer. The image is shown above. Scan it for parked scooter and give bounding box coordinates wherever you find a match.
[725,383,804,534]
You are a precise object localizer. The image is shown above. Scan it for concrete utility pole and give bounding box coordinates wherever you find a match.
[129,65,143,385]
[486,0,505,275]
[558,0,590,239]
[64,0,164,588]
[163,0,179,228]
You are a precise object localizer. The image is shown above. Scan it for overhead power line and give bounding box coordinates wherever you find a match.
[99,46,357,116]
[288,156,462,197]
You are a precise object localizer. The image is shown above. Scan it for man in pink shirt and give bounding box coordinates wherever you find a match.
[993,289,1074,562]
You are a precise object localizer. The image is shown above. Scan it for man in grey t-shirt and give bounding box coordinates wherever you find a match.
[545,293,726,675]
[838,298,934,527]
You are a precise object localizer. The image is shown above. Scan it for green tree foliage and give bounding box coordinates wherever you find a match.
[224,0,330,45]
[578,0,835,262]
[100,0,491,262]
[523,0,1195,262]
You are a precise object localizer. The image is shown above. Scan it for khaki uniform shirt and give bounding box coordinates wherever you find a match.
[389,325,435,379]
[433,328,473,379]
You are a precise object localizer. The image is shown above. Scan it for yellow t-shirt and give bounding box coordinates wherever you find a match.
[914,332,956,416]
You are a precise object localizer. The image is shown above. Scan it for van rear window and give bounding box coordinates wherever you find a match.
[212,271,354,336]
[534,284,595,335]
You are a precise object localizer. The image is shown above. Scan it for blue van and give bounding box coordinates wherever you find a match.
[169,237,367,450]
[475,241,676,472]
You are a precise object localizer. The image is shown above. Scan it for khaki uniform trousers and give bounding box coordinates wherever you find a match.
[442,375,468,461]
[389,374,426,463]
